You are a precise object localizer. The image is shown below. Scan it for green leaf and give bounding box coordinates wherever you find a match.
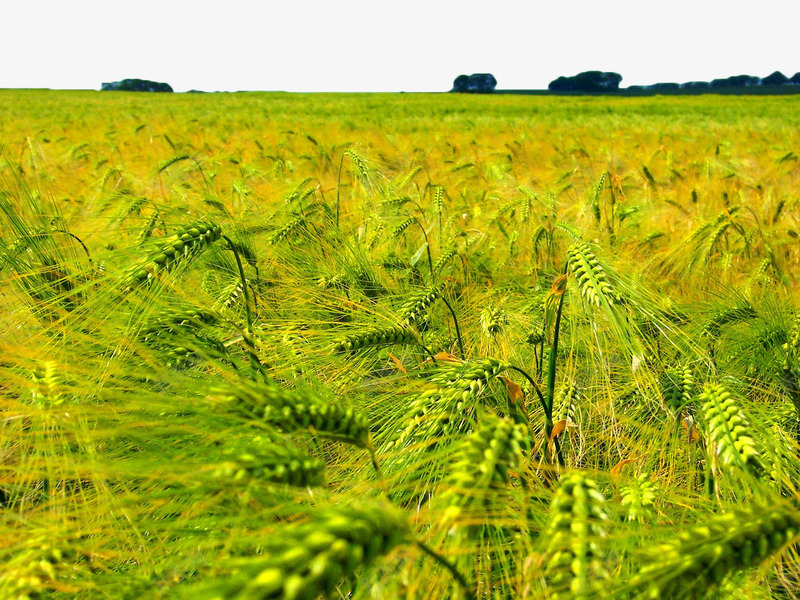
[410,242,428,267]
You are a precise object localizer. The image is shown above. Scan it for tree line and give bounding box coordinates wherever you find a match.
[451,71,800,93]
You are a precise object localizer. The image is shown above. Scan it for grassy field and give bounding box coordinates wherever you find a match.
[2,90,800,599]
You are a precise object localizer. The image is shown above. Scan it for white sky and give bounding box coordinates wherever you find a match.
[2,1,798,92]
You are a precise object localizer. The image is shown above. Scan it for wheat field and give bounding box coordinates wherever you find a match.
[1,89,800,599]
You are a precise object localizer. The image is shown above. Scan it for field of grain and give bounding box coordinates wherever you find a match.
[1,90,800,599]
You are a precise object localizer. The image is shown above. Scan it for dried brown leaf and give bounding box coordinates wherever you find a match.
[388,352,407,374]
[610,456,640,479]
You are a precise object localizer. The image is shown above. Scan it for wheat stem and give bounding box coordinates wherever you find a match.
[409,219,434,277]
[545,263,569,467]
[415,541,476,600]
[507,365,547,416]
[440,293,465,356]
[222,234,259,381]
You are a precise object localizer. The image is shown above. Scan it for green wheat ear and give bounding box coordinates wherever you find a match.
[344,149,370,181]
[392,216,417,238]
[620,473,657,523]
[432,246,458,275]
[331,324,417,353]
[124,218,222,290]
[662,365,694,416]
[566,242,619,308]
[214,502,409,600]
[480,304,508,337]
[0,537,88,599]
[393,166,422,190]
[210,380,372,449]
[440,414,529,524]
[702,304,757,339]
[269,215,307,244]
[432,184,445,214]
[699,383,764,477]
[392,358,510,450]
[398,283,444,324]
[30,360,65,407]
[554,380,579,423]
[542,472,609,599]
[628,504,800,599]
[588,171,608,222]
[212,436,326,488]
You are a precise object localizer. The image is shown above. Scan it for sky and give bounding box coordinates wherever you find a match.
[2,0,798,93]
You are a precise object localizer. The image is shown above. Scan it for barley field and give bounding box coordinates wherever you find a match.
[1,89,800,599]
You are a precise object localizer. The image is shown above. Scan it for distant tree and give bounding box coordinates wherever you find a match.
[732,75,761,86]
[682,81,711,89]
[548,76,572,91]
[548,71,622,92]
[790,73,800,85]
[711,75,760,88]
[648,82,680,91]
[761,71,789,86]
[471,73,497,92]
[451,73,497,93]
[452,75,470,92]
[101,79,173,92]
